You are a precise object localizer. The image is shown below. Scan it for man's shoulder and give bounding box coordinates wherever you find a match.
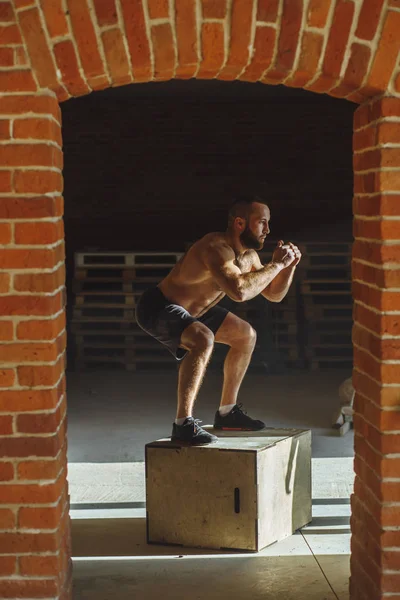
[199,232,231,250]
[198,234,235,266]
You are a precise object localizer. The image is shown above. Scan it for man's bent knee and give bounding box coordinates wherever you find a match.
[248,325,257,345]
[181,322,215,352]
[236,322,257,350]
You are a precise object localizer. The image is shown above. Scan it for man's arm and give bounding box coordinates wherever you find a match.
[204,242,294,302]
[252,242,301,302]
[264,266,296,302]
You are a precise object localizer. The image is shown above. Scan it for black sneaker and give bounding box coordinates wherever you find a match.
[213,403,265,431]
[171,418,218,445]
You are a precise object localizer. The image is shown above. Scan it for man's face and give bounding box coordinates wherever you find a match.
[240,203,270,250]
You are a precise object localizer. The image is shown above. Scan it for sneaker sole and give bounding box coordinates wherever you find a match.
[171,437,218,446]
[213,426,265,431]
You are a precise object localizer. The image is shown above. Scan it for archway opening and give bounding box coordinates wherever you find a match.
[62,79,355,599]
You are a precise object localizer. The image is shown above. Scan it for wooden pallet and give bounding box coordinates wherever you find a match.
[74,290,143,297]
[76,345,169,358]
[300,280,351,294]
[299,255,351,269]
[75,251,183,268]
[73,280,147,293]
[273,301,297,312]
[70,321,145,340]
[297,242,352,255]
[271,321,298,334]
[271,333,298,345]
[305,345,353,359]
[73,252,181,287]
[304,305,353,319]
[270,309,297,321]
[70,320,140,333]
[74,267,170,281]
[270,346,300,360]
[71,315,137,325]
[72,306,135,319]
[307,331,351,345]
[310,358,353,371]
[74,293,139,306]
[302,295,352,308]
[306,319,352,332]
[297,266,351,280]
[74,334,159,346]
[75,356,177,371]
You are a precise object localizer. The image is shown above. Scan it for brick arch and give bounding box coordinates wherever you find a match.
[2,0,400,101]
[0,2,400,600]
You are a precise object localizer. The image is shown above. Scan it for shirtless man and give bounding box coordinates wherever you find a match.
[135,196,301,445]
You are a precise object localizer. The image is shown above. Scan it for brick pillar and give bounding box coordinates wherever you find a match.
[0,93,71,599]
[351,97,400,599]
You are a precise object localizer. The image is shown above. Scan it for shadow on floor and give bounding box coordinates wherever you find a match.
[72,517,350,600]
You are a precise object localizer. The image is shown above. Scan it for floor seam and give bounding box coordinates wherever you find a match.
[300,530,340,600]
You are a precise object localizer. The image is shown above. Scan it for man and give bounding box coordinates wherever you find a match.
[136,196,301,445]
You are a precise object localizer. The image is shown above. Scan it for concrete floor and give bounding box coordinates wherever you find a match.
[66,368,354,463]
[67,367,354,600]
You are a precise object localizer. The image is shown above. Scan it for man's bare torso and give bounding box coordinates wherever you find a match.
[158,233,257,317]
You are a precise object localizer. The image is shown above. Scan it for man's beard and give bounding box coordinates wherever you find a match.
[240,226,264,250]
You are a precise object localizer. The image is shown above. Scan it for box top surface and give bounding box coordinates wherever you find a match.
[146,427,310,452]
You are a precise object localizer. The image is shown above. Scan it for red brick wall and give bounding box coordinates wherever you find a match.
[351,97,400,600]
[0,91,71,598]
[1,0,400,598]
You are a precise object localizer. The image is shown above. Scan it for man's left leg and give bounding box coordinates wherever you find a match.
[213,312,265,430]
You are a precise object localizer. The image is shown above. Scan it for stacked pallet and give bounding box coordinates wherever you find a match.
[298,242,352,370]
[70,243,352,373]
[71,251,182,370]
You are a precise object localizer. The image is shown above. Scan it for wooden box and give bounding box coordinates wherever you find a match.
[145,428,312,552]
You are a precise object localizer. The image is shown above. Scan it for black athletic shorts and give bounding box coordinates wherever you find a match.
[135,286,229,360]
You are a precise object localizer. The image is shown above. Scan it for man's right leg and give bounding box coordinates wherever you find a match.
[176,322,215,420]
[135,289,215,444]
[171,322,217,445]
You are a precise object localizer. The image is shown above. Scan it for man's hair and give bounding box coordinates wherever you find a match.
[228,195,268,225]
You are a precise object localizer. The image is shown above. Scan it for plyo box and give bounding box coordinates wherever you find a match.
[145,428,312,552]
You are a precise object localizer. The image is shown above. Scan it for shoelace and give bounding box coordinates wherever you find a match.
[235,403,248,415]
[193,419,204,433]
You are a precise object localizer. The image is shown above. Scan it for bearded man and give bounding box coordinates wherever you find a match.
[136,196,301,444]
